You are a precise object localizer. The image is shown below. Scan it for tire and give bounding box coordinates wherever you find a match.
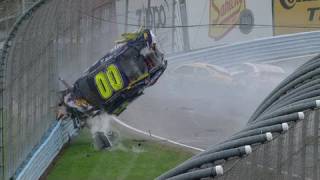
[279,0,296,10]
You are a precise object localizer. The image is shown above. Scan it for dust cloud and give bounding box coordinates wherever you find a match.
[87,114,112,136]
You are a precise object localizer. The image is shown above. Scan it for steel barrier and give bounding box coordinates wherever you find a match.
[168,31,320,66]
[0,0,120,179]
[15,120,75,180]
[159,38,320,180]
[2,0,320,179]
[0,0,183,179]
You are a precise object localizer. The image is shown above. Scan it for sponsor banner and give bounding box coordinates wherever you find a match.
[116,0,273,51]
[186,0,273,49]
[209,0,246,40]
[115,0,185,53]
[273,0,320,35]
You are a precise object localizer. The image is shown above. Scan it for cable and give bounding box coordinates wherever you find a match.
[79,9,320,30]
[192,0,208,48]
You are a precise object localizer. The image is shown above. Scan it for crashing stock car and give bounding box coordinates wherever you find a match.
[57,29,167,123]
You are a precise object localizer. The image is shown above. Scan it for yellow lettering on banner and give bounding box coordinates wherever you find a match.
[95,72,112,99]
[107,64,124,91]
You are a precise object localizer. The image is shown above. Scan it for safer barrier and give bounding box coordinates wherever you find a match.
[0,0,184,178]
[168,31,320,66]
[159,45,320,180]
[15,121,76,180]
[0,0,121,179]
[2,0,320,179]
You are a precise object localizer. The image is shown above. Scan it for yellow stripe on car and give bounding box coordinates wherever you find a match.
[127,73,149,89]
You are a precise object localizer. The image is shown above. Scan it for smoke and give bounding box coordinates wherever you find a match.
[87,114,112,135]
[120,61,295,147]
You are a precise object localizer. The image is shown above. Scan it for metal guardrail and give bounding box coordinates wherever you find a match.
[0,0,121,179]
[159,48,320,179]
[10,33,320,179]
[2,0,320,180]
[158,32,320,180]
[0,0,55,179]
[15,121,76,180]
[168,31,320,66]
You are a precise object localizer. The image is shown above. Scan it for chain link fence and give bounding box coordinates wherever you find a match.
[0,0,185,179]
[0,0,120,179]
[0,0,21,45]
[2,0,320,179]
[0,0,38,45]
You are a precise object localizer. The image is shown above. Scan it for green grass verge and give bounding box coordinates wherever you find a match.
[45,130,193,180]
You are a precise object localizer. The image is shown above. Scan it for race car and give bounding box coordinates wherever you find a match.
[58,29,167,122]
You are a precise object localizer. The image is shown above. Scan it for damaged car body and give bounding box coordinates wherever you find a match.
[58,29,167,124]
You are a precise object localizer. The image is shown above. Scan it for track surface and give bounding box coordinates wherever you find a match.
[119,55,313,149]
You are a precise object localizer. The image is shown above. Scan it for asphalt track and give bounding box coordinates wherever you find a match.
[118,55,315,149]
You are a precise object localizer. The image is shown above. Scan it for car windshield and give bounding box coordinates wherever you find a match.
[117,47,147,82]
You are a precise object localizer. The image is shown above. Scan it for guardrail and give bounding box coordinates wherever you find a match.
[2,0,320,179]
[11,32,320,179]
[14,120,76,180]
[168,31,320,66]
[159,41,320,179]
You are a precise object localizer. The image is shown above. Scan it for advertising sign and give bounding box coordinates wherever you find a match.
[116,0,185,53]
[209,0,246,40]
[273,0,320,35]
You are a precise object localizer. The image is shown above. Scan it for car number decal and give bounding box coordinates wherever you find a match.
[107,64,124,91]
[95,64,124,100]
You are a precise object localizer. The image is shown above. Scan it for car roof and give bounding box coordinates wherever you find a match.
[83,42,137,75]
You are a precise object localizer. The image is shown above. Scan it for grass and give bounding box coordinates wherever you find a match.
[44,130,193,180]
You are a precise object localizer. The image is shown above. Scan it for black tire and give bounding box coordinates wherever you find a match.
[279,0,296,10]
